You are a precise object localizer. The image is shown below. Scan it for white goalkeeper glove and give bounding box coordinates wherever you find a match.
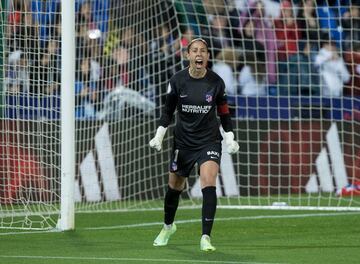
[149,126,168,151]
[223,131,239,154]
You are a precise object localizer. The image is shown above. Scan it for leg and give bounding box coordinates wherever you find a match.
[199,161,219,236]
[164,172,186,225]
[199,161,218,189]
[199,161,219,251]
[153,172,186,246]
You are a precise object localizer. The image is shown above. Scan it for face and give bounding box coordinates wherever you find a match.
[186,40,209,71]
[112,47,129,65]
[81,3,91,18]
[244,20,254,37]
[281,6,293,18]
[351,6,359,17]
[213,16,227,29]
[81,58,90,73]
[324,43,337,52]
[304,0,314,10]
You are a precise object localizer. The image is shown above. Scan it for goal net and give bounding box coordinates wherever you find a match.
[0,0,359,230]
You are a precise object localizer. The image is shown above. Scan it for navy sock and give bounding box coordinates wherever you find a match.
[201,186,217,236]
[164,186,182,225]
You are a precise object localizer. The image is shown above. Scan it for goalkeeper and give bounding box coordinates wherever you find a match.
[149,38,239,252]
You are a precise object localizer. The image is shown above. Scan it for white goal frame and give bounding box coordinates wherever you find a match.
[1,0,359,232]
[59,0,75,231]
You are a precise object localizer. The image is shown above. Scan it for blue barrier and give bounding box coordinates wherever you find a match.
[228,96,360,120]
[5,94,360,120]
[5,95,60,120]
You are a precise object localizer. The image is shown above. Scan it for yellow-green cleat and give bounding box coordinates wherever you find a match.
[153,223,177,246]
[200,235,216,252]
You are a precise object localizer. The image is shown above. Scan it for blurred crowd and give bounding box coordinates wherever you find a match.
[3,0,360,119]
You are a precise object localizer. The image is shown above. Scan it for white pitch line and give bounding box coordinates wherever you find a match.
[1,211,359,235]
[0,229,60,236]
[0,255,280,264]
[83,211,360,231]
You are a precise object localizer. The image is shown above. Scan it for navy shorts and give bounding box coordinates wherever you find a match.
[169,143,222,177]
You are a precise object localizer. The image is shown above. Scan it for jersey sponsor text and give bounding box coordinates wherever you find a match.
[182,104,212,114]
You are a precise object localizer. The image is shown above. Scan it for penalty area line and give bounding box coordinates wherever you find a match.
[0,255,280,264]
[82,211,360,231]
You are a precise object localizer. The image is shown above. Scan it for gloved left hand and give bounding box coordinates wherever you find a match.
[223,131,239,154]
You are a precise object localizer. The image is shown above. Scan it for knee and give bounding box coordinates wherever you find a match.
[169,181,185,191]
[200,175,217,189]
[168,173,186,191]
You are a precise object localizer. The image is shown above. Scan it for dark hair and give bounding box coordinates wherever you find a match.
[187,38,209,52]
[320,31,336,48]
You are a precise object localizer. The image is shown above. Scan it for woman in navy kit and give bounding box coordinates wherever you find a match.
[149,38,239,251]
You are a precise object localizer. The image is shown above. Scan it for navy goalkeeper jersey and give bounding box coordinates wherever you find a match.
[159,67,231,150]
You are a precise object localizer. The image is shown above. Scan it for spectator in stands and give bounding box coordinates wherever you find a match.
[75,2,103,94]
[102,58,122,92]
[6,0,40,95]
[238,19,267,96]
[7,0,22,24]
[315,37,350,96]
[297,0,320,51]
[75,0,109,39]
[212,48,240,95]
[103,25,147,93]
[110,44,129,87]
[38,39,61,95]
[344,42,360,96]
[226,0,243,47]
[202,0,226,17]
[316,0,350,49]
[174,26,195,70]
[37,13,62,95]
[7,3,38,55]
[274,0,301,95]
[10,11,43,94]
[202,13,233,58]
[342,0,360,51]
[78,1,95,30]
[87,0,109,36]
[238,52,267,96]
[174,0,208,36]
[6,0,26,42]
[242,19,266,65]
[179,26,195,52]
[287,42,320,95]
[75,57,100,119]
[6,51,30,94]
[76,1,102,51]
[239,0,278,85]
[160,25,177,57]
[148,24,178,113]
[118,26,148,93]
[103,30,120,58]
[149,24,175,69]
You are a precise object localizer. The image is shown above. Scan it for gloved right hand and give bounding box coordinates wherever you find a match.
[149,126,168,151]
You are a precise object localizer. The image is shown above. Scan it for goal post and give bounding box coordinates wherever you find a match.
[0,0,360,231]
[60,0,75,231]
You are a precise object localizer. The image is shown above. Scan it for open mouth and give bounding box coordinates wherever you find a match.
[195,59,203,67]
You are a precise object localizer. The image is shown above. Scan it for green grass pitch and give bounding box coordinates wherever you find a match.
[1,208,359,264]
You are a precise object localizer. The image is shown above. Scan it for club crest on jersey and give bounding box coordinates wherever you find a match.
[205,94,213,103]
[171,161,177,171]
